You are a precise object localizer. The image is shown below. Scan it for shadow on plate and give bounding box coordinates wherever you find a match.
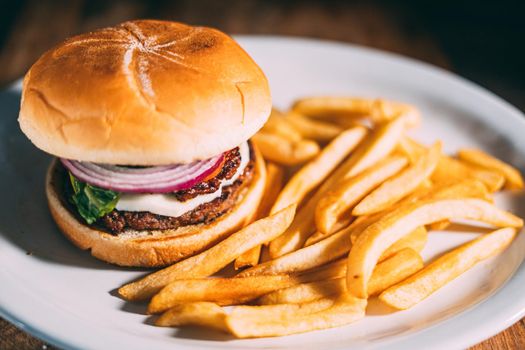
[172,326,234,341]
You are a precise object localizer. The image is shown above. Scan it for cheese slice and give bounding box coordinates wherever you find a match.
[115,142,250,217]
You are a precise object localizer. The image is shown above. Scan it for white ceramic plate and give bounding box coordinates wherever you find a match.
[1,36,524,350]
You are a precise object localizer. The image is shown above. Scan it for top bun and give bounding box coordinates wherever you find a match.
[19,20,271,165]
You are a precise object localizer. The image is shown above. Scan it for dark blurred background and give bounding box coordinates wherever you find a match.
[0,0,524,111]
[1,1,524,349]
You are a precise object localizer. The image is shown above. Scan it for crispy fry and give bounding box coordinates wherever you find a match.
[315,156,408,233]
[268,198,319,258]
[304,218,352,246]
[149,275,300,313]
[261,108,303,142]
[433,156,505,192]
[150,260,351,314]
[397,137,425,163]
[253,132,320,165]
[240,217,423,278]
[235,163,285,269]
[353,142,441,216]
[284,111,343,142]
[232,297,335,318]
[458,148,524,190]
[226,294,366,338]
[429,179,491,202]
[291,97,420,127]
[401,138,505,192]
[292,97,375,118]
[234,245,262,271]
[119,205,296,301]
[370,99,420,127]
[380,226,428,260]
[156,302,228,332]
[240,225,353,277]
[347,199,523,298]
[271,126,367,214]
[258,248,423,305]
[297,259,347,281]
[380,227,517,309]
[341,116,407,179]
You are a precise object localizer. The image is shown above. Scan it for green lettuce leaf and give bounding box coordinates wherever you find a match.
[68,173,120,224]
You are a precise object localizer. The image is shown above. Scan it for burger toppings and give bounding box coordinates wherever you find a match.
[99,169,250,233]
[68,174,120,225]
[115,142,250,218]
[61,153,224,193]
[63,142,253,232]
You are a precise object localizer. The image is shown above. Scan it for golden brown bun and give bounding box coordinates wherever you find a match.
[46,147,266,267]
[20,20,271,165]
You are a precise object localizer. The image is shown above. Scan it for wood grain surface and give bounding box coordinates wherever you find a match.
[0,1,523,349]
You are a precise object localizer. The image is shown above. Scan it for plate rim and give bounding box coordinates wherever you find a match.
[1,34,524,350]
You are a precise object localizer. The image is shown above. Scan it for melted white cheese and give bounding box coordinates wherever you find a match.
[115,142,250,217]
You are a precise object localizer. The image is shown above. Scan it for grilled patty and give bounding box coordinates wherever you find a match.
[173,146,242,201]
[61,143,254,235]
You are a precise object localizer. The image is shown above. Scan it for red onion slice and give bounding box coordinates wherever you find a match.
[60,154,224,193]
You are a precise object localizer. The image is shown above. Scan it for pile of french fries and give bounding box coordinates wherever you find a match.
[118,97,524,338]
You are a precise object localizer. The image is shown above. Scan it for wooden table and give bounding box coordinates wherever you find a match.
[1,1,523,349]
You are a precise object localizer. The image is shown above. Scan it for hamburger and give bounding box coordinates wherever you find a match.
[18,20,271,267]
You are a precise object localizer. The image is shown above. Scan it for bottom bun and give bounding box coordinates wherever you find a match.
[46,147,266,267]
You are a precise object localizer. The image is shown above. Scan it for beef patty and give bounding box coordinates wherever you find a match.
[61,143,255,235]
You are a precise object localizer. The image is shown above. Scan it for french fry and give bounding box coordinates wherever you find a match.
[458,148,524,190]
[258,278,344,306]
[284,111,343,142]
[298,259,347,281]
[346,199,523,298]
[240,218,423,278]
[401,138,505,192]
[353,142,441,216]
[269,117,406,258]
[292,97,375,118]
[253,132,320,166]
[119,205,297,301]
[258,248,423,305]
[268,165,362,257]
[156,297,364,339]
[429,179,491,202]
[433,156,505,192]
[234,245,262,271]
[231,297,335,318]
[291,97,420,127]
[268,199,319,258]
[226,294,366,338]
[397,137,426,163]
[380,227,517,309]
[271,126,367,214]
[370,99,420,127]
[380,226,428,260]
[240,225,353,277]
[235,163,285,269]
[156,302,229,332]
[304,218,352,246]
[149,275,300,313]
[261,108,303,142]
[341,116,407,179]
[267,158,367,257]
[315,156,408,233]
[150,260,350,314]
